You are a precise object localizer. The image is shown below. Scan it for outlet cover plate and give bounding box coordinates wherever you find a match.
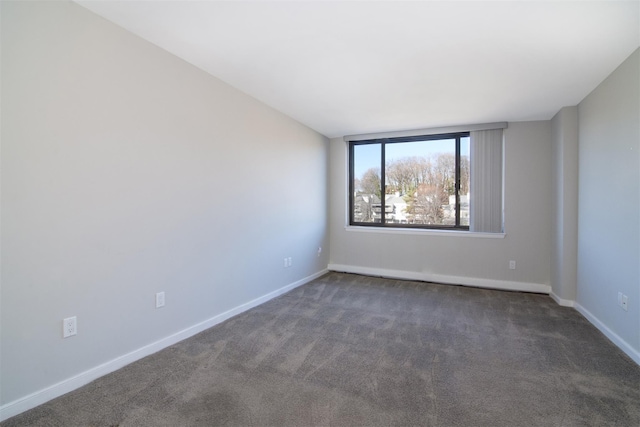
[156,292,165,308]
[63,316,77,338]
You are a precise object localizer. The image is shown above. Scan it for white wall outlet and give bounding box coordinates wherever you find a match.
[63,316,77,338]
[288,257,292,267]
[618,292,623,307]
[156,292,165,308]
[317,246,322,257]
[621,294,628,311]
[509,260,516,270]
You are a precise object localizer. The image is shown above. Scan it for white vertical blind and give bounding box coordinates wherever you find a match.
[470,129,503,233]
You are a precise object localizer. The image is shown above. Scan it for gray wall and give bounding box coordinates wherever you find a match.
[329,121,553,292]
[550,107,579,303]
[1,1,328,408]
[576,49,639,355]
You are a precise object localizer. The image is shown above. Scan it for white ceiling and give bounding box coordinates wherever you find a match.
[76,1,639,138]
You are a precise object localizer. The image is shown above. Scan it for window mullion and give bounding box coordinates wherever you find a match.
[380,140,386,225]
[455,136,461,227]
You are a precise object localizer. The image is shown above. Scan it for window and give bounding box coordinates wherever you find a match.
[349,132,470,229]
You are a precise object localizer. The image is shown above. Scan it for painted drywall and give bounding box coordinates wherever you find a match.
[576,49,640,356]
[0,0,328,411]
[550,106,579,303]
[329,121,552,291]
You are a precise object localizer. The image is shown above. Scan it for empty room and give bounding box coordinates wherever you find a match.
[1,0,639,425]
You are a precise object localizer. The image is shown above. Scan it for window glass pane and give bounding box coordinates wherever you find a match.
[460,136,470,226]
[349,132,474,230]
[385,139,456,225]
[353,143,381,223]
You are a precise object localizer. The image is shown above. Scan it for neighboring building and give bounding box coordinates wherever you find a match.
[356,192,469,226]
[353,193,408,223]
[443,193,469,226]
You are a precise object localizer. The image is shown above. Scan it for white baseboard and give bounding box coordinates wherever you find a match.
[0,269,328,423]
[549,291,575,307]
[328,264,550,294]
[574,302,640,366]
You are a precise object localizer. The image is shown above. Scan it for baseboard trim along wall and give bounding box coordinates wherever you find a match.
[328,264,551,294]
[550,292,575,307]
[574,303,640,366]
[0,269,328,422]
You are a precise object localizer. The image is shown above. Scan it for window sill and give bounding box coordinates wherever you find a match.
[345,226,505,238]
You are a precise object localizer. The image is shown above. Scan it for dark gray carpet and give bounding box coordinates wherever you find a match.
[3,272,639,426]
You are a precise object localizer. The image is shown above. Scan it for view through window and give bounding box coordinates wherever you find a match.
[350,133,470,229]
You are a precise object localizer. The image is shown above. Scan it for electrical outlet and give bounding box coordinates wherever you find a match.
[63,316,77,338]
[317,247,322,257]
[509,260,516,270]
[618,292,623,307]
[288,257,292,267]
[618,292,629,311]
[156,292,165,308]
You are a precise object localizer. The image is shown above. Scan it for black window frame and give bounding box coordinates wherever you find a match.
[349,132,470,230]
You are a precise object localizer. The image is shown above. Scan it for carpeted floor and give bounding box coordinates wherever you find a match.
[3,272,639,426]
